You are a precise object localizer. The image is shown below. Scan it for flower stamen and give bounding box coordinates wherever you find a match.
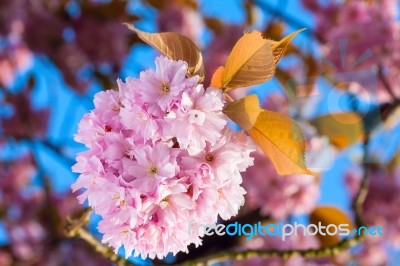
[205,153,215,163]
[149,165,158,175]
[161,82,170,94]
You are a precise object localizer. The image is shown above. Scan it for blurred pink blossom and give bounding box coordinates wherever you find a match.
[304,0,400,101]
[2,90,50,140]
[242,149,319,220]
[205,25,244,87]
[157,4,204,43]
[345,165,400,247]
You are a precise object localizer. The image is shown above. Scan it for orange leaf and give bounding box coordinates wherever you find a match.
[223,94,262,130]
[270,28,306,64]
[210,66,225,89]
[248,110,317,175]
[311,112,364,149]
[309,206,354,247]
[222,30,275,91]
[125,24,205,82]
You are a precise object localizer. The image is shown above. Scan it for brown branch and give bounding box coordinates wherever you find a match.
[170,208,265,264]
[377,66,399,102]
[64,208,92,237]
[179,235,364,266]
[71,228,136,266]
[64,208,137,266]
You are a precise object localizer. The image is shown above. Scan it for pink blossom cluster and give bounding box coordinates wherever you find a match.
[72,56,254,259]
[304,0,397,68]
[303,0,400,101]
[0,0,134,93]
[2,90,50,140]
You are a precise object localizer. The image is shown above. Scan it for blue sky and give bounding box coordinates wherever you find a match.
[1,0,400,264]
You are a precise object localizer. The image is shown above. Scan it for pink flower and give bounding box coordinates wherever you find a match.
[138,56,199,116]
[120,104,158,141]
[72,56,255,259]
[157,4,204,43]
[164,86,227,155]
[124,143,179,193]
[182,131,253,182]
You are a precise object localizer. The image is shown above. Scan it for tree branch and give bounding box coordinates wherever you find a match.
[170,208,265,264]
[64,208,137,266]
[377,66,399,103]
[70,228,136,266]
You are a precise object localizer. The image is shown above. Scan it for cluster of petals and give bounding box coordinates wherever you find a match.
[302,0,400,101]
[303,0,397,66]
[72,56,254,259]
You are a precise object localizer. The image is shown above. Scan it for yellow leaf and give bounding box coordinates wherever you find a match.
[223,94,262,130]
[222,30,275,91]
[311,112,364,149]
[270,28,306,64]
[125,24,205,82]
[309,206,354,247]
[210,66,224,89]
[248,110,316,175]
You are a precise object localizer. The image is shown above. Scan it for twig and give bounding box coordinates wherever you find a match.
[377,66,399,102]
[71,228,136,266]
[64,208,93,237]
[64,208,137,266]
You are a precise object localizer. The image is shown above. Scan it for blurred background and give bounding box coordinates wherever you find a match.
[1,0,400,265]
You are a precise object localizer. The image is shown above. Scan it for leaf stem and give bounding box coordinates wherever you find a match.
[224,93,235,103]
